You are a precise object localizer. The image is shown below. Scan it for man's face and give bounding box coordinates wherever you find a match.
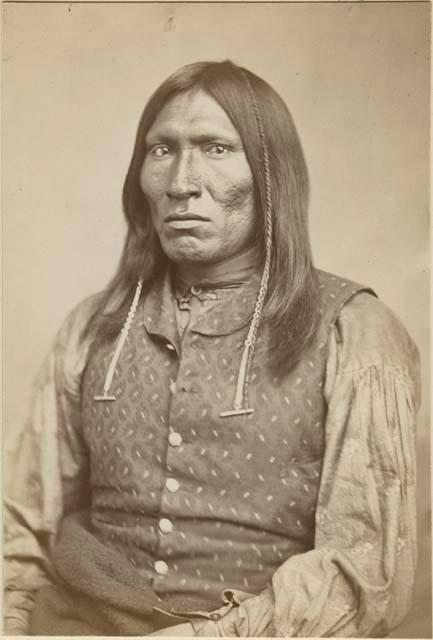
[139,89,257,267]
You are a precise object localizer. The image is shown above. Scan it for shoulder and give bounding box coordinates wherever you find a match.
[316,268,375,304]
[57,291,104,347]
[52,292,106,388]
[314,268,420,388]
[334,289,420,382]
[315,269,376,331]
[26,292,105,399]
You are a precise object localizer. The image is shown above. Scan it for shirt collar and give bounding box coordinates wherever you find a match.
[142,268,261,339]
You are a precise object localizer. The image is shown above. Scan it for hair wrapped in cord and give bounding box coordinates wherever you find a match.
[221,71,273,416]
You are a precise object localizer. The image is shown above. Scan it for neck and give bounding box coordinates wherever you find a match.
[174,246,261,287]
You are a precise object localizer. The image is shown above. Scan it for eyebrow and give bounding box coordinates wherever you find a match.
[145,128,242,148]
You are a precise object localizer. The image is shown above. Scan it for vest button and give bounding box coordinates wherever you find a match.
[168,432,182,447]
[159,518,174,534]
[154,560,169,576]
[165,478,180,493]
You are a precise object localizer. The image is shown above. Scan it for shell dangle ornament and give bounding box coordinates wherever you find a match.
[220,71,273,419]
[94,279,143,402]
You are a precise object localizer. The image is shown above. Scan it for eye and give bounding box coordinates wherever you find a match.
[149,145,171,158]
[205,144,230,157]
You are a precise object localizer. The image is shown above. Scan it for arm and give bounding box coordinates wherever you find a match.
[191,293,420,637]
[4,298,96,634]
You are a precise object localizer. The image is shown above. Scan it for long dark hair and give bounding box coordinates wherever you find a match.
[82,60,320,374]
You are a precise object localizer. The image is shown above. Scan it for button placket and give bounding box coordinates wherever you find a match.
[158,340,181,546]
[163,331,190,505]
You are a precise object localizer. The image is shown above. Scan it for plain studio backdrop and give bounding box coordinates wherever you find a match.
[3,2,430,637]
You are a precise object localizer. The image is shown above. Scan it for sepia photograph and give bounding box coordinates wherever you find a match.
[2,2,430,637]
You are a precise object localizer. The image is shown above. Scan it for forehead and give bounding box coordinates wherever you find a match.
[146,89,241,140]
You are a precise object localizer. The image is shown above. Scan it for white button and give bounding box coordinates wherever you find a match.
[159,518,174,534]
[165,478,180,493]
[168,432,182,447]
[154,560,169,576]
[166,343,175,351]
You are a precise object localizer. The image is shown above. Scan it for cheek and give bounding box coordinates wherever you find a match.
[139,163,166,203]
[213,172,255,216]
[216,177,257,245]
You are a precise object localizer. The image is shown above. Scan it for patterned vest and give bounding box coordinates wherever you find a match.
[81,269,373,606]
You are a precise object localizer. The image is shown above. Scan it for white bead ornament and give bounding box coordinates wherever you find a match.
[94,279,143,401]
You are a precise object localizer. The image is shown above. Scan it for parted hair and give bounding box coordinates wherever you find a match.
[82,60,320,374]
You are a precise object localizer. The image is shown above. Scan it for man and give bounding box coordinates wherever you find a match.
[4,60,420,636]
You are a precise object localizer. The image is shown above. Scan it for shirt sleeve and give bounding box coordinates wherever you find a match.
[3,297,97,635]
[193,292,421,637]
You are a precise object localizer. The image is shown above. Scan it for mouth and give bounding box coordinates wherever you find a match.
[164,213,209,230]
[165,213,209,223]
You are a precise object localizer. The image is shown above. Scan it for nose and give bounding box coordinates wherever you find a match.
[167,151,201,200]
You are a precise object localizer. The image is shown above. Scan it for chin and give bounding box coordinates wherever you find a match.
[162,239,216,264]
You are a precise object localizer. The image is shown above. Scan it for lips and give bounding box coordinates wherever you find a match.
[165,212,209,223]
[164,213,209,231]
